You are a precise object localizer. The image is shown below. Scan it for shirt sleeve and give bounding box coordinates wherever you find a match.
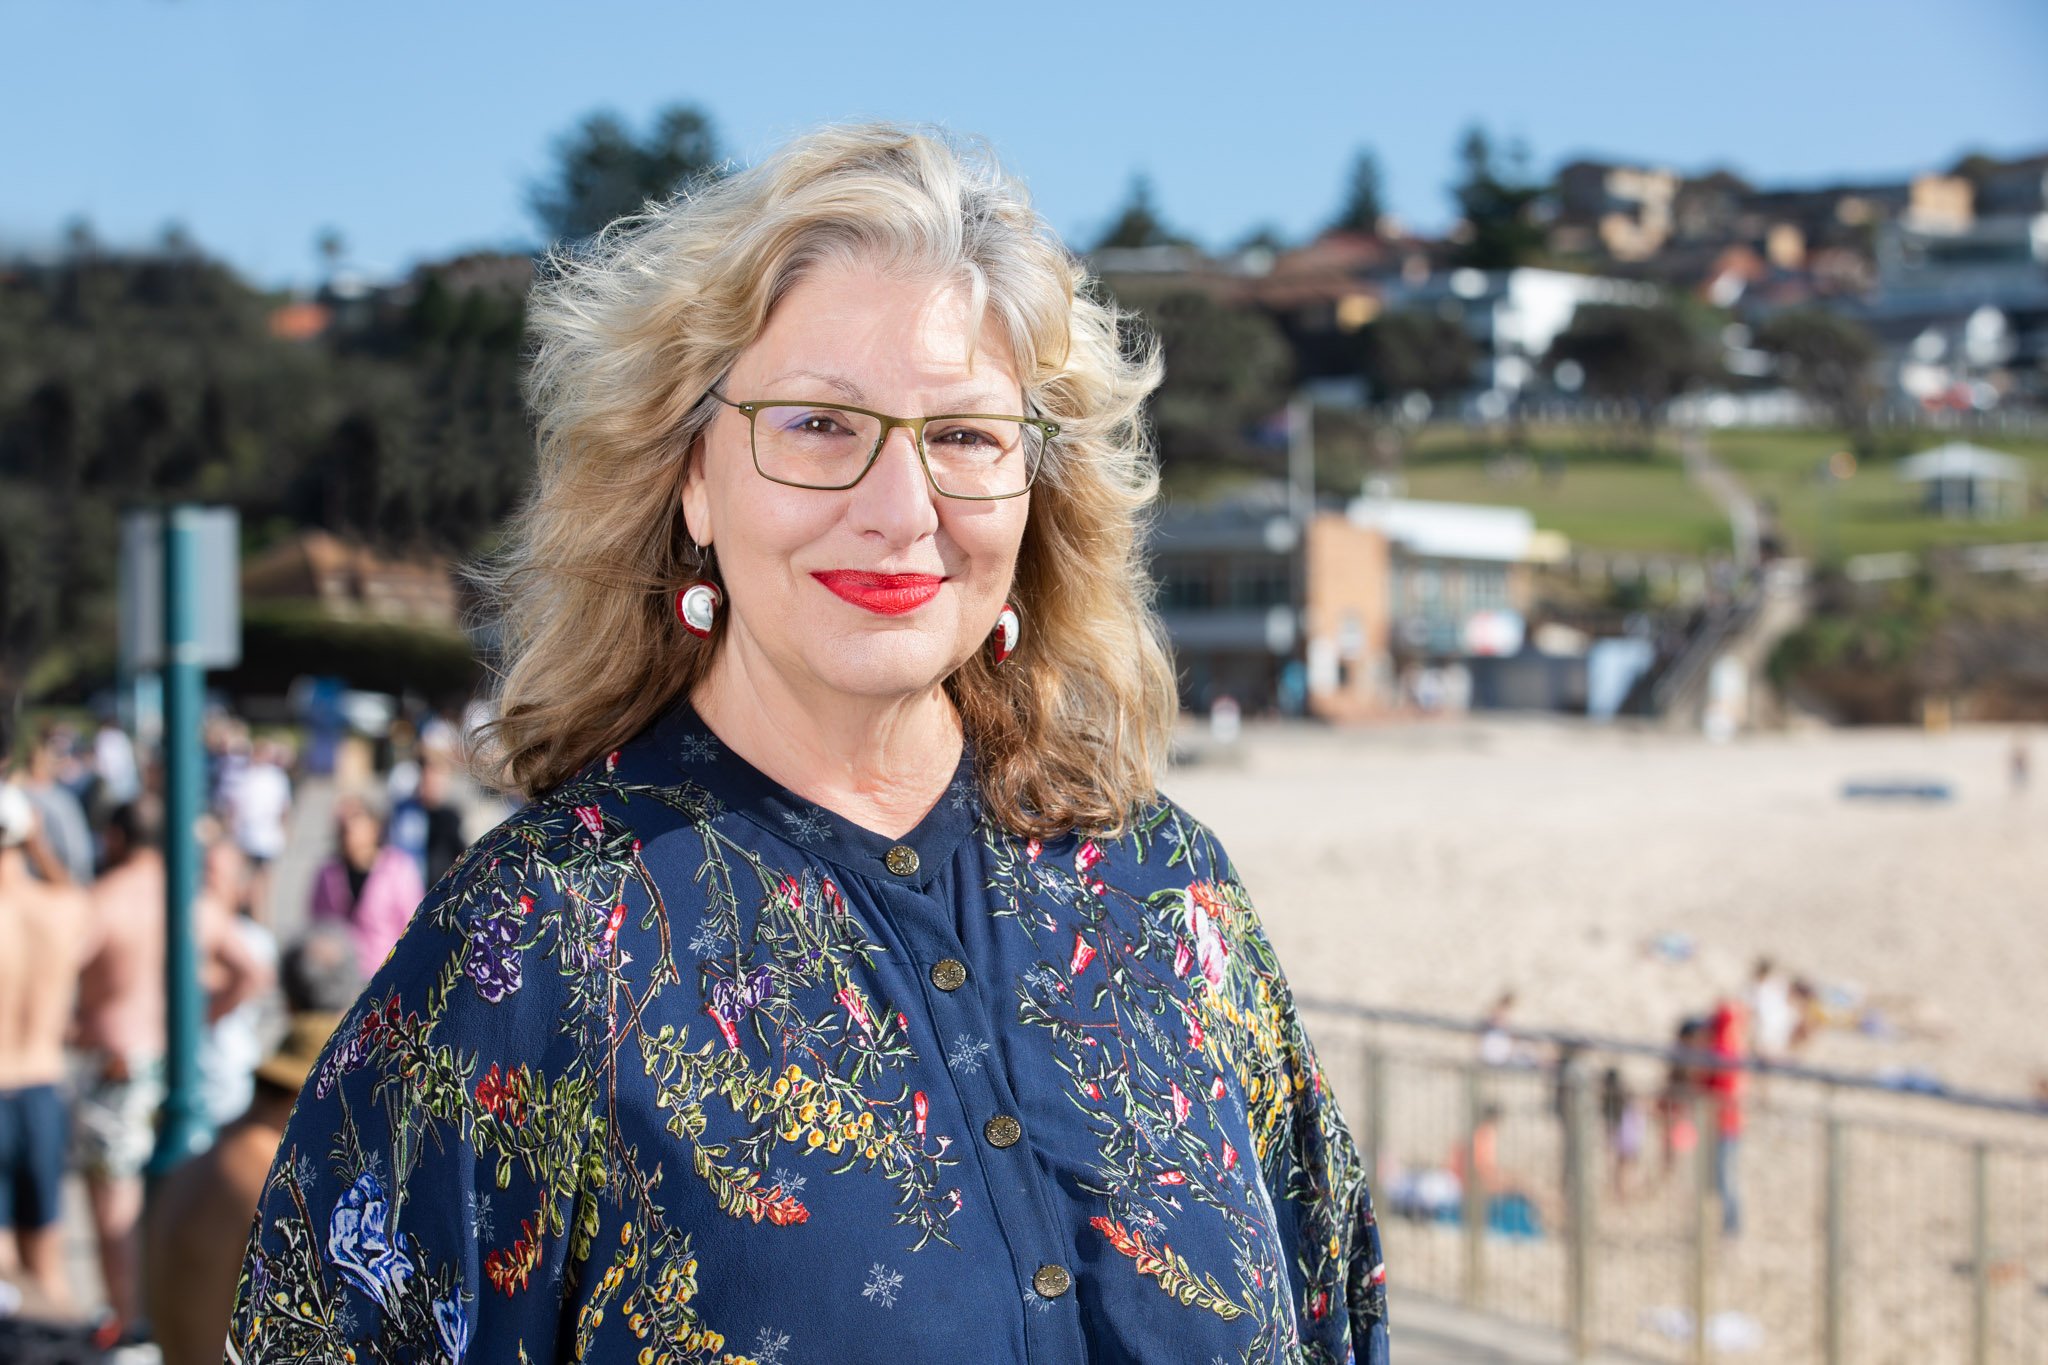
[227,820,598,1365]
[1188,813,1391,1365]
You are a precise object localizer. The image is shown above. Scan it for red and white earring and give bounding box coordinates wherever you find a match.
[990,603,1020,665]
[675,580,722,639]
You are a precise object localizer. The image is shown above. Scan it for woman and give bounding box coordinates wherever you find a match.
[230,124,1388,1365]
[307,787,425,980]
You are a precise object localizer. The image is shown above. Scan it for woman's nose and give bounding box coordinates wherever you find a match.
[851,426,941,542]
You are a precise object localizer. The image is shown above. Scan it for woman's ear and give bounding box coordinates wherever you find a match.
[679,433,714,552]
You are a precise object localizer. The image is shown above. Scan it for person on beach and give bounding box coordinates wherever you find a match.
[20,726,94,886]
[1705,996,1746,1236]
[225,738,292,926]
[0,783,93,1314]
[1600,1067,1646,1201]
[73,798,267,1337]
[228,123,1388,1365]
[307,786,426,980]
[1657,1016,1707,1183]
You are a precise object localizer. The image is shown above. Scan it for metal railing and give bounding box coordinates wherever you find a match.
[1298,1002,2048,1365]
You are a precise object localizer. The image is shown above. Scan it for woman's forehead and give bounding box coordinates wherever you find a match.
[742,265,1022,400]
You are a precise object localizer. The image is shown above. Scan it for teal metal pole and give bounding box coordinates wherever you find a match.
[152,505,207,1174]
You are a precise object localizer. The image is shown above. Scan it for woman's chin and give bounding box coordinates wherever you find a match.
[802,634,966,701]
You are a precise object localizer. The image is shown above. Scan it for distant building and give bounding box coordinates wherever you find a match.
[240,530,463,629]
[1149,484,1564,718]
[1378,267,1661,396]
[1734,174,1971,266]
[1659,170,1967,297]
[1345,495,1550,663]
[1895,442,2031,520]
[1553,160,1679,261]
[1150,484,1356,716]
[1875,213,2048,315]
[1972,153,2048,218]
[1865,186,2048,403]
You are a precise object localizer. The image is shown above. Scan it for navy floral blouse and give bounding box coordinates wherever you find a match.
[229,701,1389,1365]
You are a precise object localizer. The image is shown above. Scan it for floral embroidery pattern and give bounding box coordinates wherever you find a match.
[228,718,1387,1365]
[982,804,1383,1360]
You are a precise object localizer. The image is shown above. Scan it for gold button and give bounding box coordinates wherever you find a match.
[885,845,920,876]
[1033,1264,1071,1299]
[930,958,967,991]
[984,1114,1022,1148]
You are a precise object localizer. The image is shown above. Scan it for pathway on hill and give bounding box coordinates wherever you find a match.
[1678,424,1760,573]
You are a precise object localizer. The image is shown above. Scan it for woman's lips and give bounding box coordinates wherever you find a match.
[811,570,945,616]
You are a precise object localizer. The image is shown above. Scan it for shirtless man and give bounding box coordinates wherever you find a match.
[0,782,93,1314]
[73,798,266,1335]
[144,926,360,1365]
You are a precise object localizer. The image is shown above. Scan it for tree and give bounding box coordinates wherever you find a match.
[1232,223,1289,256]
[1095,174,1186,252]
[316,227,347,282]
[157,221,196,259]
[1450,125,1545,270]
[1116,287,1292,466]
[529,103,722,244]
[61,217,97,260]
[1329,147,1386,236]
[1546,303,1717,429]
[1754,310,1879,433]
[0,245,537,697]
[1354,311,1478,405]
[1947,149,2002,195]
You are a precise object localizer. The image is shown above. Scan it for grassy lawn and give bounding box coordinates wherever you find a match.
[1175,423,2048,562]
[1706,428,2048,561]
[1396,458,1731,556]
[1395,423,1730,557]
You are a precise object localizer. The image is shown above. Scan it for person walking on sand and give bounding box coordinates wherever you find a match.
[1705,995,1746,1236]
[0,783,94,1314]
[73,799,267,1337]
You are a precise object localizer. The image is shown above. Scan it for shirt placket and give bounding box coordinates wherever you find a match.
[872,869,1090,1365]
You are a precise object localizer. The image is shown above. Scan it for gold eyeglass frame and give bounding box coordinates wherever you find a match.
[708,390,1057,501]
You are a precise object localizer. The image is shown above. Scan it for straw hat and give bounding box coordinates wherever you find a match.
[255,1011,346,1093]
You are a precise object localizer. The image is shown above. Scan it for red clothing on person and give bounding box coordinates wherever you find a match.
[1707,1001,1745,1137]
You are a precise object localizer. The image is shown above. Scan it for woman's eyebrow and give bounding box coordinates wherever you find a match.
[758,370,1019,412]
[760,369,868,402]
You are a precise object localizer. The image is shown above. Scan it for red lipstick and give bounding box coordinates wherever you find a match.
[812,571,945,615]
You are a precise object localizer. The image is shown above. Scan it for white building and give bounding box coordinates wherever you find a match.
[1895,442,2031,520]
[1379,267,1661,397]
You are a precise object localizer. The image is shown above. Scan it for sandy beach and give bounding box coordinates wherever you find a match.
[1168,719,2048,1363]
[1168,718,2048,1101]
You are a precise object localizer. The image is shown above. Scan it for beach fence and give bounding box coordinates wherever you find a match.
[1297,1003,2048,1365]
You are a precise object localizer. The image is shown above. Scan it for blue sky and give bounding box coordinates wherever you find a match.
[7,0,2045,288]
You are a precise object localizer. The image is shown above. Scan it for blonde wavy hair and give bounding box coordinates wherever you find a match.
[473,122,1176,836]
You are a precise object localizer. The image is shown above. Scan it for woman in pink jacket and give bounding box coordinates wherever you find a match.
[308,788,425,979]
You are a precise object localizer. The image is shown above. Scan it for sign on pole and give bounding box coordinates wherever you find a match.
[119,507,241,672]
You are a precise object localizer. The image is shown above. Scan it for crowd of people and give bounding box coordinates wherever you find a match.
[0,703,484,1357]
[1383,960,1815,1242]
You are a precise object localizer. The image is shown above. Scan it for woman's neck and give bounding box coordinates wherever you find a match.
[691,645,962,841]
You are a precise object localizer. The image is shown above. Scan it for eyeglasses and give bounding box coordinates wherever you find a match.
[708,390,1057,501]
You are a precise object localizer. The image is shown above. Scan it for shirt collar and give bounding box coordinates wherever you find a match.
[648,697,982,887]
